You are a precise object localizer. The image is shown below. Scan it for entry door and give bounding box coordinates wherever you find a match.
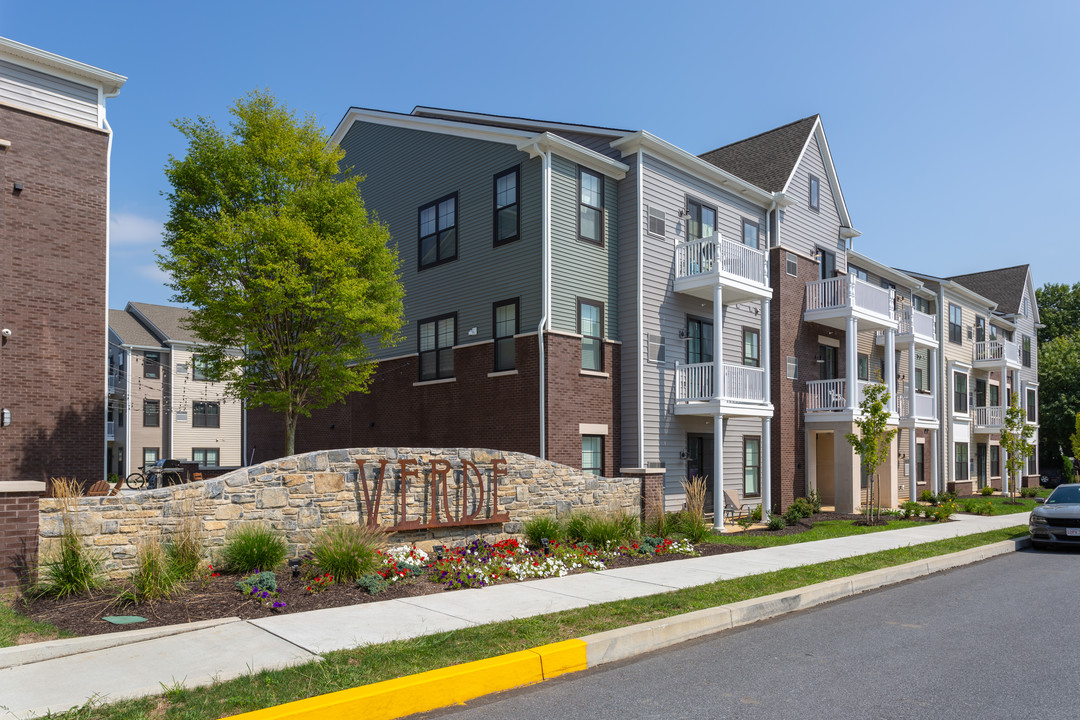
[916,443,925,487]
[977,443,988,487]
[687,433,715,512]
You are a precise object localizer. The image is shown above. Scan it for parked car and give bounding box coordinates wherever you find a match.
[1029,484,1080,550]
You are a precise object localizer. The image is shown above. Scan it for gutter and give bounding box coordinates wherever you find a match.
[104,115,114,479]
[637,149,644,467]
[520,142,552,460]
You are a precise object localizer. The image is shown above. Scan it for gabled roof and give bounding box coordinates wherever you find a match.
[108,308,159,348]
[947,265,1031,316]
[411,106,631,137]
[126,302,200,345]
[0,36,126,97]
[698,115,818,193]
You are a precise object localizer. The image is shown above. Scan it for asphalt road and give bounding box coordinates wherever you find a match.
[422,547,1080,720]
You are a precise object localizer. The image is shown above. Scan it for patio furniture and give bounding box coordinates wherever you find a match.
[724,489,751,524]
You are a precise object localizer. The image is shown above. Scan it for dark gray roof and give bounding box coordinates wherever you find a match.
[947,265,1030,315]
[126,302,199,344]
[698,115,819,192]
[108,308,160,348]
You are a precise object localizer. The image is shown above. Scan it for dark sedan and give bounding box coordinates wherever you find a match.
[1029,484,1080,549]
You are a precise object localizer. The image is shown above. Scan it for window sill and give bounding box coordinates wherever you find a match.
[413,377,457,387]
[580,369,610,378]
[488,370,518,378]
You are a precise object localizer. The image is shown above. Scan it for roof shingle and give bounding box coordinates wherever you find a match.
[126,302,199,344]
[698,115,818,192]
[947,265,1030,315]
[108,308,160,348]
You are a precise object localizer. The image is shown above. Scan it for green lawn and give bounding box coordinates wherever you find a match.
[956,495,1040,515]
[710,518,928,547]
[34,525,1028,720]
[0,595,74,648]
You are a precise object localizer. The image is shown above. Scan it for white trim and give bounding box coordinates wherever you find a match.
[817,335,840,348]
[779,117,856,233]
[512,331,539,339]
[579,423,609,435]
[412,377,456,387]
[637,149,645,468]
[452,338,493,350]
[0,481,47,493]
[0,99,107,132]
[517,132,628,180]
[847,250,923,291]
[580,369,610,379]
[0,36,126,97]
[487,370,519,378]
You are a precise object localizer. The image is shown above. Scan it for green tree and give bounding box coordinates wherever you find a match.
[845,384,897,523]
[1000,396,1035,497]
[1037,334,1080,470]
[159,90,404,457]
[1035,282,1080,347]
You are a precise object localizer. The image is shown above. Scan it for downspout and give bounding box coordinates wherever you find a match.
[104,115,114,478]
[636,149,644,467]
[937,285,946,494]
[761,199,776,519]
[529,143,552,460]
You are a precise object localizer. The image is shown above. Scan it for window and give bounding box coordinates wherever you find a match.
[989,324,998,341]
[786,252,798,277]
[975,379,986,408]
[953,372,968,413]
[418,193,457,269]
[809,174,820,211]
[578,168,604,245]
[193,401,220,428]
[989,384,999,407]
[820,345,838,380]
[648,334,666,364]
[916,443,925,485]
[1022,296,1029,317]
[687,198,716,242]
[582,435,603,475]
[647,206,666,237]
[949,304,963,344]
[493,167,519,245]
[849,265,869,282]
[687,318,713,365]
[990,445,1000,477]
[742,328,760,367]
[743,437,761,497]
[741,219,760,249]
[144,351,160,379]
[1027,388,1037,422]
[913,295,931,314]
[786,356,798,380]
[192,448,219,467]
[493,300,518,372]
[193,355,211,381]
[1028,452,1038,476]
[143,399,160,428]
[419,314,456,381]
[817,248,836,279]
[118,407,124,427]
[975,316,986,343]
[880,278,896,291]
[1022,335,1032,367]
[578,300,603,371]
[857,354,869,381]
[955,443,969,480]
[143,447,159,466]
[914,366,924,392]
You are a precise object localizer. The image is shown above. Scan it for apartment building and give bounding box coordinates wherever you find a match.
[244,107,1039,519]
[108,303,242,477]
[0,37,123,587]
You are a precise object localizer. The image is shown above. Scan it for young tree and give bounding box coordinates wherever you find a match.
[159,90,404,457]
[1000,396,1036,497]
[845,384,897,523]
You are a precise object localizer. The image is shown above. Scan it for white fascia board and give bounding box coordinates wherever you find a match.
[610,131,773,206]
[847,250,923,291]
[411,106,632,139]
[328,107,537,149]
[517,132,628,180]
[779,117,855,232]
[0,36,126,96]
[990,314,1016,331]
[941,280,997,312]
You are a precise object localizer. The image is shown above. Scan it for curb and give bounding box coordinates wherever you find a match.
[228,536,1028,720]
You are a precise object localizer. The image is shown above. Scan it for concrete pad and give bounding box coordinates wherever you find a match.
[397,582,592,624]
[251,599,476,654]
[523,572,667,603]
[0,621,316,720]
[582,605,734,668]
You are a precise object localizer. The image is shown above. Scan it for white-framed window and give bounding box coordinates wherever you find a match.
[786,356,798,380]
[809,174,820,211]
[582,435,603,475]
[143,447,159,466]
[579,168,604,245]
[786,252,798,277]
[743,437,761,497]
[192,448,219,467]
[741,218,760,249]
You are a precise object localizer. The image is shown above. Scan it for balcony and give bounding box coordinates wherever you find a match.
[674,234,771,304]
[806,378,876,412]
[804,275,896,331]
[897,392,938,422]
[106,420,115,441]
[973,340,1021,370]
[974,405,1005,432]
[896,307,937,346]
[108,371,126,396]
[674,362,770,416]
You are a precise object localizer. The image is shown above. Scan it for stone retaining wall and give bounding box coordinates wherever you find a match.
[38,448,641,579]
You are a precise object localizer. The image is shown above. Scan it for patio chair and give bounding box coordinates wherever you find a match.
[723,489,751,524]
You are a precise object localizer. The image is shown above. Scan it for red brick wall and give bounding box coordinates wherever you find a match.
[0,493,38,587]
[544,334,621,473]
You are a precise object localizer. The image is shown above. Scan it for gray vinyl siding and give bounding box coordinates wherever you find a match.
[553,131,624,160]
[549,154,618,338]
[0,58,99,126]
[618,157,641,468]
[777,135,846,274]
[337,121,542,359]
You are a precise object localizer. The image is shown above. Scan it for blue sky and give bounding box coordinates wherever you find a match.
[5,0,1077,308]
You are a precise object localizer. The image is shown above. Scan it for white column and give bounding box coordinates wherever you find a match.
[909,425,917,502]
[713,414,725,531]
[713,284,724,402]
[1002,365,1010,495]
[846,316,859,411]
[761,296,772,520]
[908,340,917,420]
[884,328,896,414]
[931,427,940,495]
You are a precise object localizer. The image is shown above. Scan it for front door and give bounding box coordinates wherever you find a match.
[977,443,988,488]
[916,442,925,488]
[687,433,715,513]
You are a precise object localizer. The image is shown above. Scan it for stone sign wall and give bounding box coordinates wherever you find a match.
[38,448,643,579]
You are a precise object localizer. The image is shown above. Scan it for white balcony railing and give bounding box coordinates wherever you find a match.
[805,275,895,321]
[975,405,1005,427]
[108,371,126,395]
[106,420,115,440]
[806,379,877,412]
[898,307,936,340]
[675,362,765,404]
[898,392,937,420]
[974,340,1020,365]
[675,234,767,287]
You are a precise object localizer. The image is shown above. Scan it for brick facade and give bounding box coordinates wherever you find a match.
[0,492,39,586]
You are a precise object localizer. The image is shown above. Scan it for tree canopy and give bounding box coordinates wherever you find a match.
[1038,333,1080,467]
[1035,282,1080,347]
[159,90,404,456]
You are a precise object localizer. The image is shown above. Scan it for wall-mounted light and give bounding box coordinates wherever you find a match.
[468,327,477,336]
[12,182,22,194]
[678,208,691,219]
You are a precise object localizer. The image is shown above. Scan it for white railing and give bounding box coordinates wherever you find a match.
[108,372,125,394]
[676,362,766,404]
[898,392,937,419]
[975,405,1005,427]
[106,420,115,440]
[675,234,767,286]
[974,340,1019,365]
[899,307,936,340]
[807,379,847,411]
[805,275,895,320]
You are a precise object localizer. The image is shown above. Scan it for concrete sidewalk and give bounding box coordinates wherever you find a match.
[0,513,1029,720]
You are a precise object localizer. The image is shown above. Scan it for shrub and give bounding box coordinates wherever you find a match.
[783,506,804,526]
[236,570,278,593]
[35,478,105,598]
[583,514,629,550]
[767,515,785,531]
[219,523,288,574]
[901,501,922,519]
[1020,486,1039,498]
[807,490,822,513]
[919,490,935,503]
[736,516,754,530]
[643,509,671,538]
[933,501,956,522]
[613,510,641,543]
[166,502,204,580]
[980,485,995,496]
[128,536,183,601]
[563,513,589,544]
[357,573,388,595]
[751,505,763,522]
[922,506,934,519]
[790,497,815,519]
[308,523,386,582]
[523,515,562,548]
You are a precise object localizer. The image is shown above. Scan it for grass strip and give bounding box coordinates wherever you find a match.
[709,518,928,547]
[40,525,1028,720]
[956,496,1040,516]
[0,596,76,648]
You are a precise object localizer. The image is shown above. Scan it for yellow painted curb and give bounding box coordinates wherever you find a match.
[230,640,587,720]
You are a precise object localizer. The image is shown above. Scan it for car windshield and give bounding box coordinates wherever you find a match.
[1046,486,1080,504]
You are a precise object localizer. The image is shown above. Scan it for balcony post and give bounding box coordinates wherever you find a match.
[713,284,723,402]
[761,296,771,520]
[713,414,725,531]
[845,316,858,411]
[884,327,896,414]
[908,339,917,419]
[931,427,939,495]
[929,347,937,414]
[909,420,917,501]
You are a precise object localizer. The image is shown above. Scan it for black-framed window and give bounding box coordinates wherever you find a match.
[143,399,160,428]
[949,304,963,344]
[953,372,968,413]
[817,248,836,279]
[743,328,759,367]
[809,174,820,211]
[192,448,219,467]
[989,383,999,407]
[849,265,868,282]
[143,447,159,466]
[582,435,603,475]
[1028,452,1038,476]
[578,299,603,371]
[990,445,1000,477]
[687,198,716,242]
[975,379,987,408]
[743,436,761,497]
[493,167,519,245]
[493,299,518,372]
[913,295,932,314]
[418,193,457,269]
[687,318,713,365]
[1022,335,1032,367]
[858,354,869,381]
[741,219,760,249]
[955,443,969,481]
[880,278,896,291]
[578,168,604,245]
[193,401,220,428]
[1027,388,1037,422]
[144,351,160,379]
[193,355,210,381]
[419,313,456,381]
[975,316,986,343]
[820,344,838,380]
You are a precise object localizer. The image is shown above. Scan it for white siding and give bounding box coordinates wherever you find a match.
[0,57,99,127]
[169,346,242,467]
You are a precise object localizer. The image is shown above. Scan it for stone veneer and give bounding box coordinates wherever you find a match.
[38,448,642,580]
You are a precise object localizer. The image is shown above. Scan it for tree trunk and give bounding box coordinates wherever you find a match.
[285,409,297,457]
